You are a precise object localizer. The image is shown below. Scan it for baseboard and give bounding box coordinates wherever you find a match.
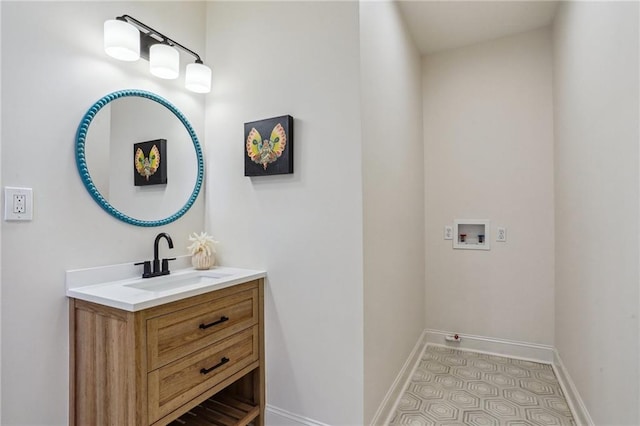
[424,328,555,363]
[553,350,594,426]
[370,330,429,426]
[266,404,331,426]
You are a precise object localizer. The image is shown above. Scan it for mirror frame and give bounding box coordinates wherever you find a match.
[75,89,204,227]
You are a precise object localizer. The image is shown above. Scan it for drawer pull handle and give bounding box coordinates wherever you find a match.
[200,357,229,375]
[199,316,229,330]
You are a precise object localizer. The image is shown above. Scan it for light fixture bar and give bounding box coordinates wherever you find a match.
[106,14,212,93]
[116,14,205,64]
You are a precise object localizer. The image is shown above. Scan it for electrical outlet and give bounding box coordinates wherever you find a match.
[13,194,26,213]
[4,187,33,221]
[444,225,453,240]
[497,227,506,242]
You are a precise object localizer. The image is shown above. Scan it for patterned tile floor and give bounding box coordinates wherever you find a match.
[389,345,575,426]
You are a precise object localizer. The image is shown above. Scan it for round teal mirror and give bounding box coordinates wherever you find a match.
[75,89,204,227]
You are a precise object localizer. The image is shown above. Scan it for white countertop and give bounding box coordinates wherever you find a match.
[66,260,266,312]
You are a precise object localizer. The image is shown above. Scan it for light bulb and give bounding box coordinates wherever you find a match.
[185,62,212,93]
[149,44,179,79]
[104,19,140,61]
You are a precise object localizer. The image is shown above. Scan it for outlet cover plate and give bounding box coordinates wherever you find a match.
[4,187,33,221]
[444,225,453,240]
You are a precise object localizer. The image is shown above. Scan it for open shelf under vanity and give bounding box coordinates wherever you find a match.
[170,390,259,426]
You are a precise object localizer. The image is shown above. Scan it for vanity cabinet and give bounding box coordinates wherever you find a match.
[69,279,264,426]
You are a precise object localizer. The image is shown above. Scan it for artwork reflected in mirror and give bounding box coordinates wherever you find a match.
[244,115,294,176]
[134,139,167,186]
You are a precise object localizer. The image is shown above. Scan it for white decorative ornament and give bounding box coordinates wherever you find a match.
[188,232,218,270]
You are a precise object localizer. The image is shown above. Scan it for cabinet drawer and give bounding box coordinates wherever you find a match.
[148,325,259,424]
[147,287,258,370]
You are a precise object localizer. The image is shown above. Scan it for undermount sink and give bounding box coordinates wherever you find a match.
[125,270,232,292]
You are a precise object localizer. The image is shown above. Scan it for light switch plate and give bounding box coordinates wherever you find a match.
[4,187,33,221]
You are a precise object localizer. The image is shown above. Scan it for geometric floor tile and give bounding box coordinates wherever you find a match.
[389,346,575,425]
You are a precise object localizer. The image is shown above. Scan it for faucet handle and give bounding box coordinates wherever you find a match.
[161,258,177,274]
[135,261,152,278]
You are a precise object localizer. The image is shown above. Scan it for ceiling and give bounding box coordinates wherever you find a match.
[397,1,559,55]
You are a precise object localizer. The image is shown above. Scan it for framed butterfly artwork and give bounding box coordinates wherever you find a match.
[134,139,168,186]
[244,115,294,176]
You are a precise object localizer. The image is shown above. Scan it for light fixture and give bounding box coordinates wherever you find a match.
[103,15,212,93]
[150,44,179,79]
[104,19,139,61]
[185,61,212,93]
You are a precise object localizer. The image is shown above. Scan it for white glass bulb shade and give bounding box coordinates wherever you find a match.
[150,44,179,79]
[104,19,140,61]
[185,63,212,93]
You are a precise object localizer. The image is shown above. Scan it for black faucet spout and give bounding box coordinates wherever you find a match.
[154,232,174,261]
[152,233,174,275]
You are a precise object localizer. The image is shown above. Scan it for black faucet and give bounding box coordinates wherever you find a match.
[135,232,176,278]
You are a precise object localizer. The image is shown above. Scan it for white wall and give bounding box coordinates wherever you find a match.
[204,2,364,424]
[423,28,555,345]
[553,2,639,423]
[359,2,424,423]
[1,2,206,424]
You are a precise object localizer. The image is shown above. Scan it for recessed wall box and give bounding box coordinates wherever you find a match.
[453,219,490,250]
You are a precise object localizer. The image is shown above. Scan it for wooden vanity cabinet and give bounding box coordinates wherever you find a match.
[69,279,264,426]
